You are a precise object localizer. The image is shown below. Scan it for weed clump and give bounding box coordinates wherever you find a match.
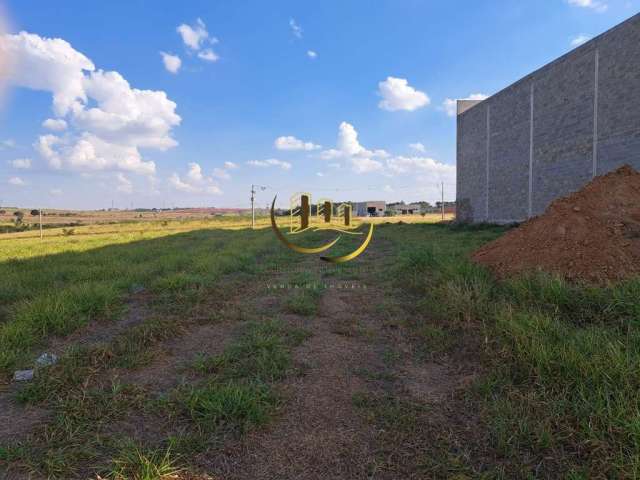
[384,222,640,478]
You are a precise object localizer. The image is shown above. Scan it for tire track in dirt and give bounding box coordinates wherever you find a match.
[110,293,250,395]
[205,282,382,479]
[1,233,485,479]
[203,240,483,479]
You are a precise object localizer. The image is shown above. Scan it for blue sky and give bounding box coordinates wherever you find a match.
[0,0,638,210]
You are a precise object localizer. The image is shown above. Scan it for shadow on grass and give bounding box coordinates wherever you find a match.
[0,226,309,376]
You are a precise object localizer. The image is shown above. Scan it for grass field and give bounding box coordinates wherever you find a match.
[0,207,252,230]
[0,215,638,479]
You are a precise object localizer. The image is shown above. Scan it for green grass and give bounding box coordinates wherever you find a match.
[284,271,324,316]
[352,392,426,429]
[0,283,121,373]
[15,318,181,405]
[5,379,148,478]
[166,319,310,434]
[0,219,305,478]
[178,381,277,432]
[350,392,477,478]
[0,222,281,377]
[379,222,640,478]
[192,319,310,382]
[103,442,183,480]
[5,218,640,477]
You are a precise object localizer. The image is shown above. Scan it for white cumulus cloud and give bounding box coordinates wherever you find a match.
[289,18,303,39]
[247,159,292,170]
[177,18,214,50]
[186,162,204,182]
[274,135,321,151]
[42,118,67,131]
[169,173,197,193]
[387,156,456,202]
[212,168,230,180]
[8,176,25,186]
[211,160,237,180]
[442,93,489,117]
[377,77,429,112]
[169,162,222,194]
[320,122,387,173]
[116,173,133,193]
[317,121,455,186]
[0,31,94,116]
[2,31,181,176]
[567,0,607,12]
[176,19,219,62]
[409,142,426,153]
[10,158,31,169]
[387,156,455,177]
[160,52,181,73]
[351,157,384,173]
[570,34,592,47]
[197,49,219,62]
[307,50,317,59]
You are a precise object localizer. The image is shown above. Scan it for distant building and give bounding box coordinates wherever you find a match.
[387,202,422,215]
[353,201,386,216]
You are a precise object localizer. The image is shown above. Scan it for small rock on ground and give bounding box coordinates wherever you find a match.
[13,370,34,382]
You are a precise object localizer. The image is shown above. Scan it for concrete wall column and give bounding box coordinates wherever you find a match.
[528,83,534,218]
[593,48,599,178]
[486,105,491,221]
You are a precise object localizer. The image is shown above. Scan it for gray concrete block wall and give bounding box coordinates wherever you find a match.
[597,16,640,176]
[532,49,595,216]
[457,13,640,223]
[457,103,488,222]
[489,81,532,222]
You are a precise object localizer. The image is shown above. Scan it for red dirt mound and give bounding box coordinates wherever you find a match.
[473,165,640,284]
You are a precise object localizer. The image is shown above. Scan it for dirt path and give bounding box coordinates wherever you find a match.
[208,286,381,479]
[1,239,485,479]
[201,244,481,479]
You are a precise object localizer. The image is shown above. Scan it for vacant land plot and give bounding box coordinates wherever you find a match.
[1,217,639,479]
[0,208,252,230]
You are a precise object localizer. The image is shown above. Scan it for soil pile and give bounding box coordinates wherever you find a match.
[473,165,640,284]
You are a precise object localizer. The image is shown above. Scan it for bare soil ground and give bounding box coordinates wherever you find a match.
[200,245,483,479]
[474,165,640,283]
[1,237,485,480]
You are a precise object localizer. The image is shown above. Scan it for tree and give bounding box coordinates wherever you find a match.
[30,209,40,216]
[13,211,24,225]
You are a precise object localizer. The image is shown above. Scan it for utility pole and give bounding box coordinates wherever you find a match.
[251,185,256,229]
[251,185,266,229]
[39,208,43,240]
[441,182,445,221]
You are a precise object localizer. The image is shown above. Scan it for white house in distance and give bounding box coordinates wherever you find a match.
[387,202,422,215]
[353,201,386,217]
